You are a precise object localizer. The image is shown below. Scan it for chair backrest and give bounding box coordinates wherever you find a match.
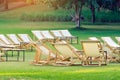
[0,34,12,45]
[0,40,15,48]
[89,37,98,41]
[7,34,21,44]
[81,40,101,57]
[38,45,56,57]
[0,40,7,46]
[40,30,54,39]
[50,30,63,37]
[115,37,120,43]
[32,30,45,40]
[18,34,32,43]
[54,44,76,58]
[101,37,120,48]
[60,30,72,37]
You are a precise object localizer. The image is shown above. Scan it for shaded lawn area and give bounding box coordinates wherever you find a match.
[0,20,120,80]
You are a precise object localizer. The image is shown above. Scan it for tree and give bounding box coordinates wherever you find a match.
[46,0,119,28]
[72,0,86,28]
[86,0,98,24]
[47,0,87,29]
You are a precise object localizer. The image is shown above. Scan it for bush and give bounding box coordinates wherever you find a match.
[20,8,120,23]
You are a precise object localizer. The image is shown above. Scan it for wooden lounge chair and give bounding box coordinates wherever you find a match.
[40,30,55,42]
[89,37,112,61]
[0,39,26,62]
[0,39,15,48]
[7,34,21,45]
[0,40,14,61]
[89,37,104,48]
[101,37,120,52]
[101,37,120,62]
[0,34,13,45]
[0,52,5,62]
[18,34,33,43]
[50,30,66,40]
[0,34,19,48]
[18,34,34,50]
[115,37,120,44]
[59,30,78,44]
[31,30,45,42]
[52,42,81,66]
[81,40,107,66]
[31,42,62,65]
[89,37,99,41]
[0,34,26,61]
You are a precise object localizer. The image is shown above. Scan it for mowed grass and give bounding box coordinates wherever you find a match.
[0,19,120,48]
[0,62,120,80]
[0,20,120,80]
[0,4,120,80]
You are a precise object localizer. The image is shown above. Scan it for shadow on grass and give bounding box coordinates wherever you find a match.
[69,27,120,32]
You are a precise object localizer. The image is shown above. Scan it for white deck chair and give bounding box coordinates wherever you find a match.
[40,30,54,40]
[101,37,120,49]
[89,37,110,56]
[0,40,25,62]
[7,34,21,45]
[38,44,56,57]
[31,30,45,41]
[18,34,33,43]
[52,41,82,66]
[89,37,103,48]
[89,37,99,41]
[59,30,78,44]
[101,37,120,62]
[0,40,15,48]
[115,37,120,44]
[0,34,13,45]
[31,42,62,65]
[50,30,65,40]
[18,34,34,50]
[81,40,107,66]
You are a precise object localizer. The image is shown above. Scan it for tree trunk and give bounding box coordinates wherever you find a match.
[4,0,8,9]
[75,3,83,29]
[75,3,80,28]
[90,4,95,24]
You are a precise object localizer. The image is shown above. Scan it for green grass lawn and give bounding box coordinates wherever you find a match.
[0,20,120,80]
[0,4,120,80]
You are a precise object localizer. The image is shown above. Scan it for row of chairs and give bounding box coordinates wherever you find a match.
[0,30,78,63]
[89,37,120,62]
[0,34,27,62]
[89,37,120,53]
[32,30,78,44]
[0,30,119,66]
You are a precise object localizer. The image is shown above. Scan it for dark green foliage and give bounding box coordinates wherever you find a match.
[97,0,120,12]
[20,9,72,22]
[20,8,120,23]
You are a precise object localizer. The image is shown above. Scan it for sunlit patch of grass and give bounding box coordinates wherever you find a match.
[0,13,120,80]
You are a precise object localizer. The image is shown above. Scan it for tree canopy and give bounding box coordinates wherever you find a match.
[45,0,119,28]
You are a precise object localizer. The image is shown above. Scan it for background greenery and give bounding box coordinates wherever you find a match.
[0,4,120,22]
[0,1,120,80]
[0,19,120,80]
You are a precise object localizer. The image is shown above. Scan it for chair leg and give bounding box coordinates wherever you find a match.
[0,57,5,62]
